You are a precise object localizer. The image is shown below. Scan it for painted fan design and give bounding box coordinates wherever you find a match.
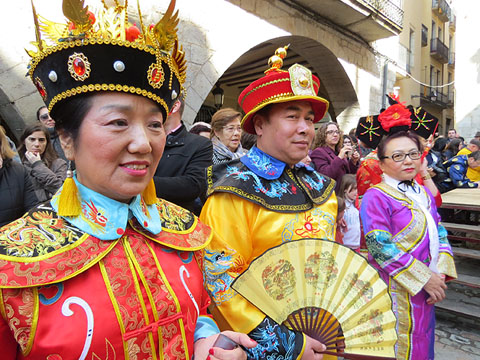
[231,239,397,360]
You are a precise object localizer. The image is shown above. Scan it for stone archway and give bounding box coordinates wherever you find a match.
[194,35,358,124]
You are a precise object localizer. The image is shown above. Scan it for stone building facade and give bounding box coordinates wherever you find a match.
[0,0,402,140]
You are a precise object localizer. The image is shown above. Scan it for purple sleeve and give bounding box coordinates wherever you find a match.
[311,147,348,179]
[360,188,431,295]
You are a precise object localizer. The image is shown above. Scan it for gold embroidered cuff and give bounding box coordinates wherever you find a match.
[437,252,457,279]
[393,259,431,296]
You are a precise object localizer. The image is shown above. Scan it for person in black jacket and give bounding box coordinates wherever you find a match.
[153,97,213,214]
[0,127,39,226]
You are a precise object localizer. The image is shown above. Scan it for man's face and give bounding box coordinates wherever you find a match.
[254,100,315,167]
[38,107,55,129]
[448,130,456,139]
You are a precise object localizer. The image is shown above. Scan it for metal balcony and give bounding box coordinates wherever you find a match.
[419,85,448,109]
[431,38,449,64]
[281,0,404,42]
[432,0,451,23]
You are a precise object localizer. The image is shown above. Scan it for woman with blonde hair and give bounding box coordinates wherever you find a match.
[311,121,360,192]
[210,108,245,164]
[0,126,38,226]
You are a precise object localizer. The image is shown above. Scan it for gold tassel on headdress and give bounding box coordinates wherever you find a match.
[57,163,81,216]
[142,179,158,205]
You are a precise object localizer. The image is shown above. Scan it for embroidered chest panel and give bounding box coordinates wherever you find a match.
[374,183,427,251]
[206,161,335,212]
[0,203,84,258]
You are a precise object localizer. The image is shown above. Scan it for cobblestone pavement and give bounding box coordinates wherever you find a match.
[435,317,480,359]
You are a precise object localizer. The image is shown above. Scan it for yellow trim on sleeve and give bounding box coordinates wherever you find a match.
[23,287,39,356]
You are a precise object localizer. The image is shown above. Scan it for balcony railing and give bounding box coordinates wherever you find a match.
[419,85,448,108]
[359,0,404,28]
[448,51,455,67]
[432,0,451,22]
[431,38,449,64]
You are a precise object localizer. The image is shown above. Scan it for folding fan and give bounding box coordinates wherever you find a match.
[231,238,397,360]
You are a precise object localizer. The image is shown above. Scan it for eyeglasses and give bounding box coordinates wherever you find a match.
[381,150,422,162]
[223,126,242,133]
[326,130,340,135]
[39,113,51,121]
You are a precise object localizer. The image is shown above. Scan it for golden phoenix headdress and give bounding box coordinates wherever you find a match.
[27,0,187,119]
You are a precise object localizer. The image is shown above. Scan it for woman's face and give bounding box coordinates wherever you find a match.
[343,137,352,147]
[25,130,47,155]
[215,118,242,152]
[379,137,421,181]
[325,124,340,148]
[61,92,165,203]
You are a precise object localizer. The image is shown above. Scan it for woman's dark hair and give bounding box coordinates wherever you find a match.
[18,123,58,168]
[50,93,94,143]
[377,131,423,161]
[189,124,211,136]
[444,138,462,154]
[432,137,449,152]
[36,106,47,121]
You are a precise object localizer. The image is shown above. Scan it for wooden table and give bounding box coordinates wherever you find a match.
[440,188,480,212]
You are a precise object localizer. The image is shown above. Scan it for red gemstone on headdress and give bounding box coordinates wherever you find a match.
[151,68,162,83]
[36,82,46,98]
[73,58,86,76]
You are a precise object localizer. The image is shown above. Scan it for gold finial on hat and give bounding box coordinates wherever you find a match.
[266,44,290,73]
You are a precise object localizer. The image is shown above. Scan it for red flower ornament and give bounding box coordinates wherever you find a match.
[378,104,411,132]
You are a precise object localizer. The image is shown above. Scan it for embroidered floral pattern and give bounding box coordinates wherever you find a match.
[204,247,243,305]
[81,200,108,234]
[301,173,326,191]
[225,166,292,199]
[244,149,283,178]
[0,206,83,258]
[156,199,195,231]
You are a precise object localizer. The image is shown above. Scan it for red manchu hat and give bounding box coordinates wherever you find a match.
[238,46,329,134]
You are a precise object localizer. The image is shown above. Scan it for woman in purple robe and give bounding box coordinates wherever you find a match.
[360,131,457,360]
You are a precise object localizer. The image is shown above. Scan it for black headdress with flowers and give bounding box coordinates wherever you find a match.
[356,94,438,149]
[27,0,187,121]
[26,0,188,216]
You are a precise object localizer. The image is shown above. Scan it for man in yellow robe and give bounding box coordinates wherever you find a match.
[200,47,338,359]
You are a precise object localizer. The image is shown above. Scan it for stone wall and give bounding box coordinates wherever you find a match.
[0,0,396,138]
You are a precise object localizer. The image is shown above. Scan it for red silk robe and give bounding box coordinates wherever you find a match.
[0,200,212,360]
